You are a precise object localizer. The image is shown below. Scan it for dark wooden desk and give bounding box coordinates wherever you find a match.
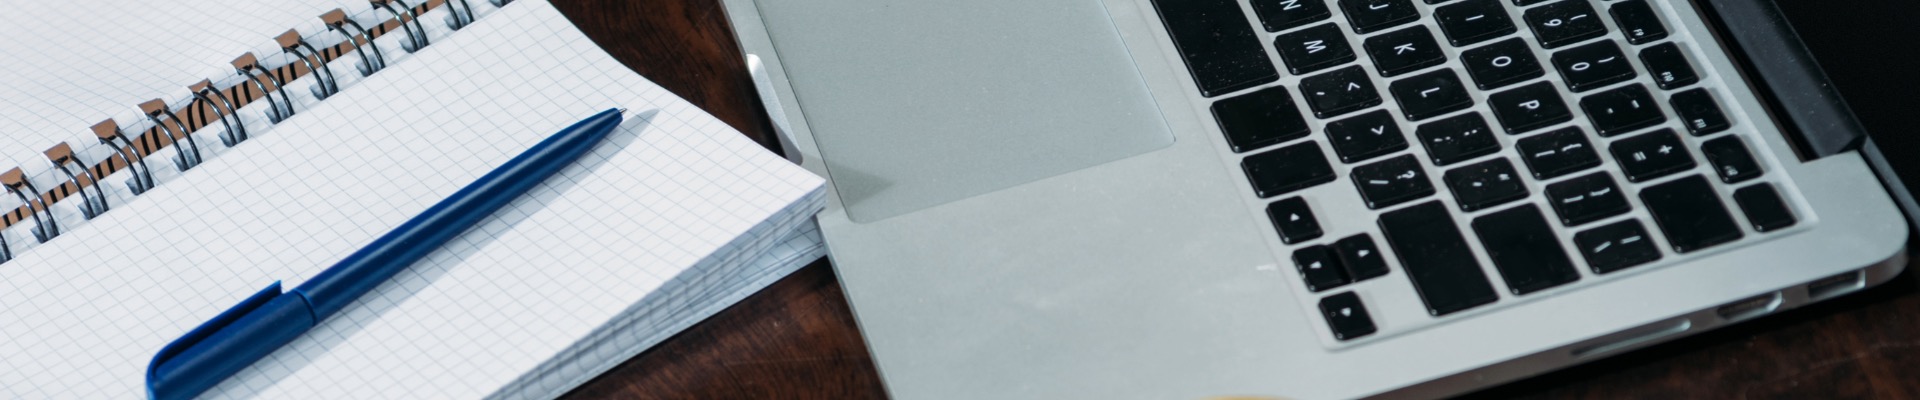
[550,0,1920,398]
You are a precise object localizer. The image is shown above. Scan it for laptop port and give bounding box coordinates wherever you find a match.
[1715,292,1782,322]
[1807,270,1865,300]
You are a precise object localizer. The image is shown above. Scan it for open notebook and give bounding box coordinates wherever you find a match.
[0,0,826,398]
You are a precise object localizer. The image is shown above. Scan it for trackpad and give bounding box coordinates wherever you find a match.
[758,0,1175,222]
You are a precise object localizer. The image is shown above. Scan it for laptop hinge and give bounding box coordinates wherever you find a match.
[1694,0,1920,235]
[1692,0,1865,160]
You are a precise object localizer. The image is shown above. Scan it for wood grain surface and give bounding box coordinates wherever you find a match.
[548,0,1920,398]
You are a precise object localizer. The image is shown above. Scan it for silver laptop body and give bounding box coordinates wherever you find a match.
[718,0,1912,398]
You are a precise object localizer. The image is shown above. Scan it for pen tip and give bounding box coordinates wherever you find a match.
[617,108,628,115]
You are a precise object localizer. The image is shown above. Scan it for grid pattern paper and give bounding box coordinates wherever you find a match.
[0,0,500,255]
[0,0,357,167]
[0,1,825,398]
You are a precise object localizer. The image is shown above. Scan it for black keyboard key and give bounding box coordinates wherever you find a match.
[1641,175,1744,252]
[1294,245,1351,291]
[1610,0,1669,45]
[1416,112,1501,165]
[1319,292,1377,340]
[1379,201,1500,315]
[1352,154,1437,209]
[1671,88,1731,135]
[1640,43,1699,90]
[1275,24,1359,75]
[1389,69,1474,120]
[1512,0,1552,6]
[1335,234,1391,280]
[1472,205,1580,294]
[1364,26,1447,77]
[1610,129,1695,182]
[1516,127,1601,179]
[1702,136,1763,183]
[1340,0,1421,34]
[1266,197,1325,243]
[1151,0,1282,97]
[1435,0,1518,46]
[1487,81,1573,134]
[1243,142,1338,197]
[1213,86,1312,152]
[1325,110,1409,163]
[1524,0,1607,49]
[1546,172,1631,225]
[1460,38,1545,89]
[1551,41,1636,92]
[1300,66,1384,118]
[1734,183,1796,232]
[1252,0,1334,32]
[1444,158,1529,211]
[1580,84,1665,136]
[1574,219,1662,273]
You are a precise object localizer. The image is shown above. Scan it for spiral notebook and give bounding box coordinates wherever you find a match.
[0,0,826,398]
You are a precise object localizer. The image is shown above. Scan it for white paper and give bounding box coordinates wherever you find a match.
[0,0,504,258]
[0,1,824,398]
[0,0,356,166]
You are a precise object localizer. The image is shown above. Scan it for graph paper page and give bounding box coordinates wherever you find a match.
[0,0,363,167]
[0,0,823,397]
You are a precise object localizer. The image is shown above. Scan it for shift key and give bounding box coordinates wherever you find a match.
[1151,0,1281,97]
[1379,201,1500,315]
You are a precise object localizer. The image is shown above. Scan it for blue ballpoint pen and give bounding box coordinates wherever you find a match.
[144,108,630,400]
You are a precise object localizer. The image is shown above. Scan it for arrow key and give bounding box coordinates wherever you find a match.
[1294,245,1351,292]
[1265,197,1326,244]
[1335,234,1391,281]
[1318,292,1377,340]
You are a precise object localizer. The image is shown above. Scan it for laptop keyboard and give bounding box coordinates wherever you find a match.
[1152,0,1802,342]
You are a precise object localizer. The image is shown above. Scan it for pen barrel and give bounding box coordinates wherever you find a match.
[143,109,625,400]
[296,108,625,317]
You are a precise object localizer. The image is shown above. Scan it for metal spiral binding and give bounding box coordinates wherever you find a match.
[2,0,487,258]
[93,119,157,195]
[445,0,478,30]
[190,79,249,146]
[279,30,343,100]
[234,53,297,123]
[323,9,388,76]
[140,99,206,171]
[45,143,108,219]
[373,0,431,52]
[2,169,58,243]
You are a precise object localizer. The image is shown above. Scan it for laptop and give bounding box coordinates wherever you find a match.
[718,0,1916,398]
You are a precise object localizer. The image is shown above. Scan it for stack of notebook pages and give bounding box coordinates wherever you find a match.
[0,0,827,398]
